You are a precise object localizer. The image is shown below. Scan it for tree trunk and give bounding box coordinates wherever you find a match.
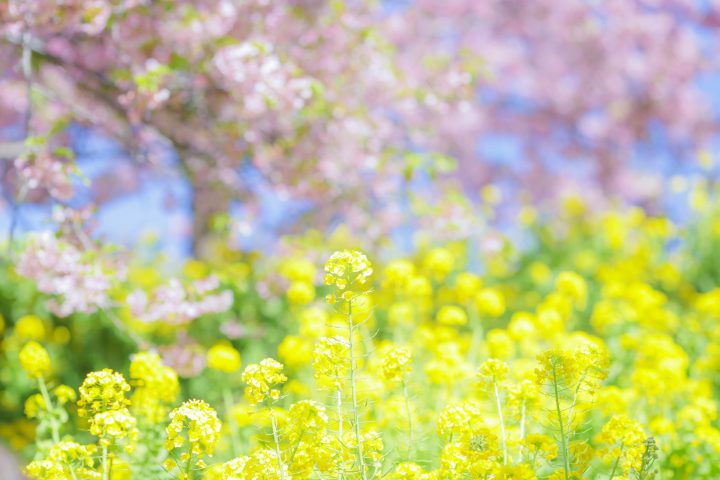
[190,175,231,260]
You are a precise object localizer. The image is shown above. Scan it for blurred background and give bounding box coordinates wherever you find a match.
[2,1,720,258]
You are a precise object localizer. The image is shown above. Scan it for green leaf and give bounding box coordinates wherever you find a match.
[431,153,457,174]
[52,146,75,160]
[169,52,190,71]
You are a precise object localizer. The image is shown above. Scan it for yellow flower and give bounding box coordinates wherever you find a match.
[243,449,288,478]
[522,434,558,461]
[491,463,537,480]
[406,275,432,298]
[482,184,502,205]
[596,386,629,416]
[382,259,417,294]
[508,380,540,415]
[423,247,455,280]
[425,344,471,386]
[52,385,77,405]
[287,281,315,305]
[486,328,515,358]
[287,400,328,442]
[455,272,482,303]
[129,352,179,421]
[299,307,329,338]
[278,335,313,369]
[324,250,373,292]
[25,441,97,480]
[313,336,350,390]
[477,358,509,384]
[596,415,647,475]
[476,288,506,317]
[24,394,46,419]
[508,312,537,340]
[388,301,415,327]
[437,401,481,437]
[555,271,588,309]
[535,345,608,392]
[207,342,242,373]
[387,462,427,480]
[77,369,131,418]
[528,262,552,285]
[340,429,384,471]
[51,327,71,344]
[165,399,222,467]
[90,408,138,449]
[211,456,249,478]
[280,258,316,283]
[19,342,51,379]
[241,358,287,405]
[382,346,412,383]
[437,305,468,326]
[183,259,209,280]
[14,315,46,340]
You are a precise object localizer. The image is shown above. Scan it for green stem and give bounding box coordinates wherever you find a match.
[519,401,526,460]
[336,387,344,480]
[270,406,287,480]
[223,387,240,457]
[565,370,588,439]
[552,363,570,480]
[402,379,414,461]
[37,377,60,444]
[467,302,483,366]
[101,445,109,480]
[348,303,367,480]
[185,452,194,480]
[493,379,507,465]
[287,429,306,468]
[337,388,343,440]
[608,444,623,479]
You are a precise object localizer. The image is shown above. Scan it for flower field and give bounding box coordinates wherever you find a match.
[2,187,720,479]
[3,1,720,479]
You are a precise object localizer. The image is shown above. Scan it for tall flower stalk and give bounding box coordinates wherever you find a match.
[536,346,608,480]
[478,359,509,465]
[241,358,289,479]
[324,250,374,479]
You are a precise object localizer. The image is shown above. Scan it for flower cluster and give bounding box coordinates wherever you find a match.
[241,358,287,405]
[596,415,647,476]
[165,399,222,470]
[89,409,138,449]
[313,336,350,389]
[129,352,179,421]
[25,441,97,479]
[77,369,131,419]
[381,346,412,383]
[19,342,51,379]
[16,232,116,317]
[78,369,137,450]
[126,276,233,326]
[206,342,242,373]
[324,250,373,304]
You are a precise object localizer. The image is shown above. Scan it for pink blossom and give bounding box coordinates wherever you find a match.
[16,232,114,317]
[127,276,233,326]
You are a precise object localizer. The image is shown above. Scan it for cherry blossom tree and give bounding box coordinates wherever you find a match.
[0,0,475,254]
[389,0,720,201]
[2,0,719,254]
